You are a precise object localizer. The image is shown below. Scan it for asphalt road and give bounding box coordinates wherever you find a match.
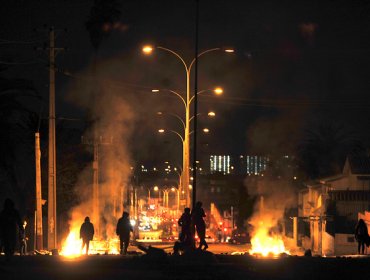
[152,242,249,255]
[1,249,370,280]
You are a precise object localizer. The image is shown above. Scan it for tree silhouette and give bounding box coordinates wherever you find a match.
[0,72,40,213]
[85,0,122,51]
[298,121,364,179]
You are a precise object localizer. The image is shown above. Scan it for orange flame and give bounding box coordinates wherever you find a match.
[60,226,120,258]
[249,223,289,257]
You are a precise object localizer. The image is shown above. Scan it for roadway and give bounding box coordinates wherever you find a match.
[1,250,370,280]
[147,242,250,255]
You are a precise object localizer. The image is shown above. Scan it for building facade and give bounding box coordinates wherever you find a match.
[298,156,370,255]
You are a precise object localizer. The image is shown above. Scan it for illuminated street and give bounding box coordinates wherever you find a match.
[1,1,370,279]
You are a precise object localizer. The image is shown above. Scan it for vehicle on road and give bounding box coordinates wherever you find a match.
[205,235,215,244]
[195,234,216,244]
[228,232,250,244]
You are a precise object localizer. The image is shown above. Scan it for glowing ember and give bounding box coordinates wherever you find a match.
[249,225,289,257]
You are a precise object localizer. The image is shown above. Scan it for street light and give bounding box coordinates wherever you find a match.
[142,45,154,54]
[143,44,233,207]
[208,111,216,117]
[153,185,160,215]
[158,128,184,142]
[214,87,223,95]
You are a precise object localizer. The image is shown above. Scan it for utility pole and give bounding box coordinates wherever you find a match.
[48,26,57,251]
[35,132,43,250]
[82,135,112,239]
[37,26,65,251]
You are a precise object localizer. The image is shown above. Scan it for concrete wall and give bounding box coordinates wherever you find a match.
[322,232,334,256]
[334,233,357,255]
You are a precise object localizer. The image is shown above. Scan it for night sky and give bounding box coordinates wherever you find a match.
[2,0,370,168]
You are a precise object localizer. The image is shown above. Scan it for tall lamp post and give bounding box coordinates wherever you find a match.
[158,120,212,204]
[143,45,232,207]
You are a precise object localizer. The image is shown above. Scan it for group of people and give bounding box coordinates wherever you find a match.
[174,201,208,254]
[0,198,27,260]
[81,202,208,256]
[79,211,133,255]
[3,196,367,257]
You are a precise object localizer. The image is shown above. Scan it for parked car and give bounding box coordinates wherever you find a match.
[205,235,215,244]
[195,234,216,244]
[228,232,250,244]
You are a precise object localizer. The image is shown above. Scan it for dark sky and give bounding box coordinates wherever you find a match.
[2,0,370,167]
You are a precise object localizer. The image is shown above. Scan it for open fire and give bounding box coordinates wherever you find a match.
[248,196,290,257]
[248,221,289,257]
[60,227,120,258]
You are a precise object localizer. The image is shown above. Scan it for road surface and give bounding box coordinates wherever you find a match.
[1,247,370,280]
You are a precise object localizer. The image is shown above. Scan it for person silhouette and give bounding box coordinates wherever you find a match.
[0,198,22,260]
[80,216,94,255]
[19,220,28,255]
[173,207,194,255]
[178,207,191,242]
[116,211,133,255]
[191,201,208,250]
[355,219,369,255]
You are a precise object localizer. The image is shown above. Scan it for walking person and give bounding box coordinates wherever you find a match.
[19,220,28,255]
[355,218,369,255]
[0,198,22,261]
[191,201,208,251]
[80,216,94,255]
[178,207,191,242]
[116,211,133,255]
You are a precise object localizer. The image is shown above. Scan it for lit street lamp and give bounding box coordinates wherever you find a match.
[143,45,233,207]
[153,185,160,215]
[208,111,216,117]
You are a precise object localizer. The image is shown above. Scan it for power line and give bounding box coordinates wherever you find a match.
[0,37,46,45]
[56,66,370,108]
[0,59,44,65]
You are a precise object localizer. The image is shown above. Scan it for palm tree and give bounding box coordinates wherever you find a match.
[85,0,122,52]
[84,0,122,238]
[298,121,364,179]
[84,0,122,116]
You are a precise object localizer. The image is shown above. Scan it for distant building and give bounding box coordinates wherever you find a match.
[298,155,370,256]
[210,155,232,174]
[209,155,270,176]
[240,155,269,175]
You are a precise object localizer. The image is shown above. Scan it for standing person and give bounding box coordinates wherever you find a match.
[178,207,191,242]
[80,216,94,255]
[217,227,222,243]
[19,220,28,255]
[116,211,133,255]
[173,207,194,255]
[0,198,22,260]
[355,219,369,255]
[191,201,208,250]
